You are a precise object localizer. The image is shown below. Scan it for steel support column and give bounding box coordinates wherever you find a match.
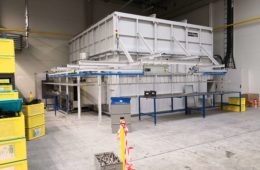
[98,75,102,123]
[77,75,81,119]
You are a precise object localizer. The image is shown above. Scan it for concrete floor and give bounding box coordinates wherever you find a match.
[27,108,260,170]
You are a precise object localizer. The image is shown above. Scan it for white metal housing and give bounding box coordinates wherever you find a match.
[64,12,218,116]
[69,12,213,63]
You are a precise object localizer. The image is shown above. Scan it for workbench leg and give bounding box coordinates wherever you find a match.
[171,97,174,112]
[239,92,242,112]
[213,94,215,107]
[220,94,223,110]
[44,98,47,109]
[185,96,188,115]
[154,97,157,126]
[138,96,141,121]
[54,96,58,116]
[202,95,206,118]
[77,75,81,120]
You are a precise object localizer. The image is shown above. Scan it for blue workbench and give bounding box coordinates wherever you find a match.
[138,91,242,125]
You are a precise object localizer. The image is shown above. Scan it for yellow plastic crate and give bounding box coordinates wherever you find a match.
[26,124,45,141]
[0,39,15,56]
[0,159,28,170]
[228,97,246,105]
[0,113,25,141]
[228,105,246,112]
[223,105,230,111]
[0,138,27,165]
[0,85,12,91]
[0,57,15,74]
[22,103,44,116]
[0,79,10,84]
[0,91,18,100]
[25,114,45,128]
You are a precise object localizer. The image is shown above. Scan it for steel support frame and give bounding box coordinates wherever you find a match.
[138,91,242,125]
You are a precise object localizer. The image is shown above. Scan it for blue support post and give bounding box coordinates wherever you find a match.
[54,96,58,116]
[239,92,242,112]
[213,94,215,107]
[154,97,157,126]
[171,97,174,112]
[185,96,188,115]
[202,95,206,118]
[220,94,223,110]
[138,96,141,120]
[44,98,47,109]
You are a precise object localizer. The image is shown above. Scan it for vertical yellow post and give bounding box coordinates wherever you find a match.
[29,91,33,102]
[120,125,126,170]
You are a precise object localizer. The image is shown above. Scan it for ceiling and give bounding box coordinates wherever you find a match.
[103,0,217,19]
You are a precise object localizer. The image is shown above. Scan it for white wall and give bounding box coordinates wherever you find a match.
[234,0,260,93]
[0,0,87,97]
[212,0,260,94]
[173,0,260,94]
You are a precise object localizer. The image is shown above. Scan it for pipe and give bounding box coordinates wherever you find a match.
[0,27,73,37]
[25,0,29,48]
[48,71,144,78]
[223,0,235,69]
[214,16,260,31]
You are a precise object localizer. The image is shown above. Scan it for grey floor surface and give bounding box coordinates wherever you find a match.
[27,108,260,170]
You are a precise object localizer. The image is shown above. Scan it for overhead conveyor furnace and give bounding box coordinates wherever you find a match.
[46,12,227,121]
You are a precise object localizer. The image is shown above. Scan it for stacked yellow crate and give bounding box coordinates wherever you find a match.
[23,103,46,140]
[0,39,16,74]
[0,39,28,169]
[0,113,28,169]
[224,97,246,112]
[0,39,15,92]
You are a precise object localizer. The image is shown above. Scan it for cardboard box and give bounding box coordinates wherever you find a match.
[242,93,259,101]
[242,93,259,107]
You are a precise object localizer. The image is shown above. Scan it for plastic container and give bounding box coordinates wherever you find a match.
[0,91,18,100]
[228,97,246,105]
[0,159,28,170]
[0,39,15,56]
[0,138,27,165]
[22,103,44,116]
[111,97,131,105]
[0,85,12,91]
[228,105,246,112]
[0,99,23,113]
[0,56,15,74]
[25,114,45,128]
[223,105,246,112]
[0,113,25,141]
[0,79,10,84]
[26,124,45,141]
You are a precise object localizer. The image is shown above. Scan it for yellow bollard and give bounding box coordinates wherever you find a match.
[120,121,126,170]
[29,91,33,102]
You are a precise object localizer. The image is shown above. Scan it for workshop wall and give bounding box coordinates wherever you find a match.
[172,0,260,94]
[0,0,144,97]
[0,0,86,97]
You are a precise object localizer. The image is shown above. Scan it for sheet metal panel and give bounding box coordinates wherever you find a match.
[69,12,213,63]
